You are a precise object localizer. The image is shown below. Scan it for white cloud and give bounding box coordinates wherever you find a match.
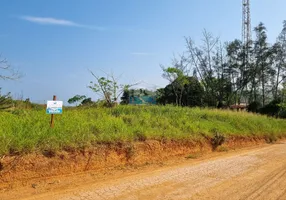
[20,16,105,31]
[21,16,76,26]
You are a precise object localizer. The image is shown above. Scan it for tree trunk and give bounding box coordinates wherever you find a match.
[275,65,281,99]
[261,68,265,106]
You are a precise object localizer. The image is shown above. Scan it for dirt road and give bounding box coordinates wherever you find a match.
[5,142,286,200]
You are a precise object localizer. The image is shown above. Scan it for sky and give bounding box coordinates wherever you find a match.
[1,0,286,104]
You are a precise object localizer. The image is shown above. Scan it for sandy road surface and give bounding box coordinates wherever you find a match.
[10,142,286,200]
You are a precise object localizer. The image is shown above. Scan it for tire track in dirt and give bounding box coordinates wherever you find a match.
[190,142,286,200]
[277,190,286,200]
[243,166,286,200]
[39,150,262,200]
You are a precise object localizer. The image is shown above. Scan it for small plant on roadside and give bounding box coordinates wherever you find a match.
[125,144,135,161]
[265,134,277,144]
[211,129,225,151]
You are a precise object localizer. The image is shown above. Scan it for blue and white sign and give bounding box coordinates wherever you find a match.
[46,101,63,114]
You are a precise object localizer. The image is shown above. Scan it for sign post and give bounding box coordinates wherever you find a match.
[50,95,56,128]
[46,96,63,128]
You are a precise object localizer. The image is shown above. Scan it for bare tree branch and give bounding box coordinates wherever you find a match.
[0,55,21,80]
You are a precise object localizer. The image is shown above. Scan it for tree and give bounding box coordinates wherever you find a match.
[68,95,87,105]
[213,42,235,106]
[226,39,248,105]
[0,55,21,80]
[161,54,190,106]
[161,67,189,106]
[252,23,274,106]
[182,77,204,107]
[88,70,138,107]
[157,22,286,114]
[0,55,21,111]
[272,21,286,99]
[81,97,93,105]
[157,76,204,107]
[155,88,167,105]
[186,30,223,106]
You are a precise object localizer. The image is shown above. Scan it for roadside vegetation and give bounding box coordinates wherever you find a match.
[1,105,286,156]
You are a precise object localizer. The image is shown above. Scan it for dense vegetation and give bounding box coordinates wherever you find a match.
[153,22,286,118]
[1,105,286,156]
[165,22,286,106]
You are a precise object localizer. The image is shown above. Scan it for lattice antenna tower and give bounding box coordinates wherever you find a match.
[242,0,251,103]
[242,0,251,46]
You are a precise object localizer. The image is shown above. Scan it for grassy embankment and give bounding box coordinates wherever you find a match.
[0,105,286,156]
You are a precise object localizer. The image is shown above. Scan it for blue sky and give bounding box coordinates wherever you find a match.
[1,0,286,104]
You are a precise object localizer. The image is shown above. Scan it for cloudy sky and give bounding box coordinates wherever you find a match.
[1,0,286,103]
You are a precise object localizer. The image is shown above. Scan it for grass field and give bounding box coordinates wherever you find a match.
[0,105,286,156]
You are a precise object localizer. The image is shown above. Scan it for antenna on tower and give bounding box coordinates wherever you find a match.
[242,0,251,46]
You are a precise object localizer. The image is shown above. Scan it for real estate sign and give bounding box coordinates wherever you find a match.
[46,101,63,114]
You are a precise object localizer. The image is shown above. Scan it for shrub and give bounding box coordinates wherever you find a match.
[259,99,281,117]
[211,130,225,151]
[247,101,262,113]
[0,90,13,111]
[278,109,286,119]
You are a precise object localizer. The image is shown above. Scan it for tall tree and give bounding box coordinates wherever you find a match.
[213,42,233,105]
[273,21,286,99]
[226,39,243,104]
[252,23,273,106]
[186,30,231,106]
[185,30,219,97]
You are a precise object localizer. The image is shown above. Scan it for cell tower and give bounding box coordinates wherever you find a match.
[241,0,251,104]
[242,0,251,46]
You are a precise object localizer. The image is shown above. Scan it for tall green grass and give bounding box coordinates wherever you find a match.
[0,105,286,156]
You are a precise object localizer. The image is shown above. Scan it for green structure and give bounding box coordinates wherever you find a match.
[129,96,156,105]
